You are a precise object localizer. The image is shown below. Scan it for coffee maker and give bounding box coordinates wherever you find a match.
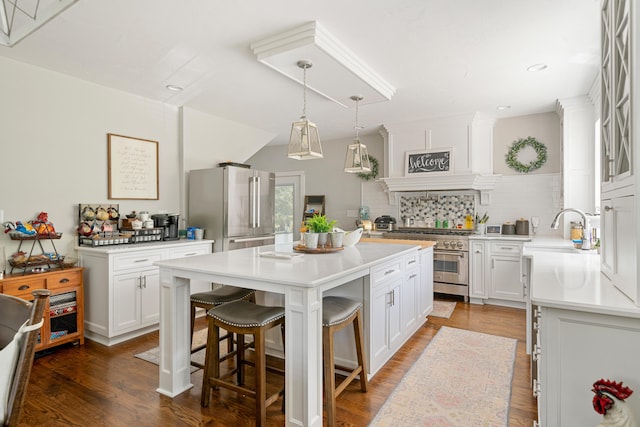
[152,213,180,240]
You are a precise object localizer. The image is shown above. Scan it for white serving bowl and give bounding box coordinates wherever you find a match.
[341,228,363,246]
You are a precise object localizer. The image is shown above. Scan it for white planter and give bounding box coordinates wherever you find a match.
[317,232,329,247]
[330,231,345,248]
[305,232,319,249]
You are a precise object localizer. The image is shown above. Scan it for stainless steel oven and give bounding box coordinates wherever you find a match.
[384,228,470,301]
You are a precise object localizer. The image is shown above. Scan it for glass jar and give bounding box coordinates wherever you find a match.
[570,221,583,241]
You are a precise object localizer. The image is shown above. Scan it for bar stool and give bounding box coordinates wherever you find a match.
[322,296,368,427]
[201,300,285,427]
[190,286,256,367]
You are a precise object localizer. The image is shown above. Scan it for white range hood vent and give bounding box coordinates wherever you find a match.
[380,174,501,204]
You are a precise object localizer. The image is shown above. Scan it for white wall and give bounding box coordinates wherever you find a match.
[0,56,181,257]
[247,134,384,230]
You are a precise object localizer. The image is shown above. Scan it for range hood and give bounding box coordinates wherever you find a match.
[379,173,501,204]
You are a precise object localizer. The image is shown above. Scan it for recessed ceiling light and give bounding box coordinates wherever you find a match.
[165,84,183,92]
[527,63,548,72]
[496,105,511,110]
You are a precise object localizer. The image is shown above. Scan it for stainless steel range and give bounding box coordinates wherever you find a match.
[384,227,471,301]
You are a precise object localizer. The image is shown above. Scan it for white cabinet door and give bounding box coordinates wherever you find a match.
[469,241,487,299]
[112,271,143,332]
[388,279,403,352]
[600,196,614,277]
[370,283,390,371]
[401,268,419,333]
[603,195,637,302]
[140,269,160,326]
[540,307,640,426]
[113,268,159,332]
[490,255,524,301]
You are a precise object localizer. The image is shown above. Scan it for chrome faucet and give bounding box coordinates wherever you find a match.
[551,208,591,249]
[550,208,589,230]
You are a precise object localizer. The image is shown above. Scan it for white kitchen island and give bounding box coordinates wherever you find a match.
[154,241,423,427]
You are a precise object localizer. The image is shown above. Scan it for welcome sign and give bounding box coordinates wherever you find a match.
[405,148,453,176]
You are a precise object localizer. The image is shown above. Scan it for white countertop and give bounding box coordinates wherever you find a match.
[524,239,640,318]
[76,239,214,254]
[154,241,419,290]
[470,234,532,241]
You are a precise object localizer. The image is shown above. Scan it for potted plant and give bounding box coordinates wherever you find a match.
[305,214,337,248]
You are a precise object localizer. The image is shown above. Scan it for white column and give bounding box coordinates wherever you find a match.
[157,269,193,397]
[284,286,323,427]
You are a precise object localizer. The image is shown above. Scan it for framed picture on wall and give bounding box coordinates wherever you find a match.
[108,133,159,200]
[404,148,453,176]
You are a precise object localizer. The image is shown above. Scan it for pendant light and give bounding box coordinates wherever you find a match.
[287,60,323,160]
[344,95,371,173]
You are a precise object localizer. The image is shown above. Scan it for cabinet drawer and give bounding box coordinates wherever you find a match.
[46,270,82,290]
[491,242,522,256]
[404,254,419,270]
[113,251,163,271]
[371,259,403,286]
[168,245,210,259]
[3,277,47,297]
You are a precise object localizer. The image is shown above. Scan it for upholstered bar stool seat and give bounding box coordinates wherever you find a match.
[201,300,285,427]
[322,296,368,427]
[190,286,255,367]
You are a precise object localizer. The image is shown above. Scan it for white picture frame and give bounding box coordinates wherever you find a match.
[108,133,159,200]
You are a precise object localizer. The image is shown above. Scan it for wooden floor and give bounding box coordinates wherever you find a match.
[18,298,537,426]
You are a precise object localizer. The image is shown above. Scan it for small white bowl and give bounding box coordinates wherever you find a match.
[342,228,363,246]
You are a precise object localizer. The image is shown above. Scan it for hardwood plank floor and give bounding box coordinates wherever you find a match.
[18,298,537,426]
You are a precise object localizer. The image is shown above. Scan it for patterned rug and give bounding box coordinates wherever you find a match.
[134,328,208,373]
[369,326,517,426]
[430,300,457,319]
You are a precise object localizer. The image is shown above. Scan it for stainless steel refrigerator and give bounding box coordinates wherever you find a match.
[188,165,275,252]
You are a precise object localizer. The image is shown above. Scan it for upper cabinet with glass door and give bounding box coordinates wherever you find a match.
[601,0,634,194]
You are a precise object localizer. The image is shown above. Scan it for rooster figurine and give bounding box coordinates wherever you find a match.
[593,379,638,427]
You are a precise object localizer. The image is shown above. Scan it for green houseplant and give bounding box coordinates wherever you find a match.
[305,214,337,248]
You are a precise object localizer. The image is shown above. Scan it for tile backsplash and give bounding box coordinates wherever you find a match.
[399,193,475,227]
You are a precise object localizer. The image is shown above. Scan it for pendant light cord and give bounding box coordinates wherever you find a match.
[302,65,307,119]
[354,97,360,138]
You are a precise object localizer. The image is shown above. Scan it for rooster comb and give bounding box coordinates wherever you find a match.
[592,379,634,400]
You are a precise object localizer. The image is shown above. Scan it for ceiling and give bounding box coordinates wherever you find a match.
[0,0,600,145]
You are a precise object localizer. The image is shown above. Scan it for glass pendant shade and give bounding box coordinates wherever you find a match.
[344,139,371,172]
[344,94,370,173]
[288,118,323,159]
[287,60,323,160]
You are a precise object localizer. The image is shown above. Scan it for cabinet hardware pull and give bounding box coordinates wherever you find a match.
[142,276,147,288]
[408,260,416,265]
[384,269,395,275]
[18,285,30,291]
[184,253,197,256]
[604,205,613,212]
[409,274,417,279]
[500,246,513,250]
[134,259,149,263]
[59,278,69,283]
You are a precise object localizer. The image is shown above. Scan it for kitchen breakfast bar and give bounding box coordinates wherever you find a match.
[154,241,429,427]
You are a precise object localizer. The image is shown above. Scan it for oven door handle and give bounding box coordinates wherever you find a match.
[434,251,465,257]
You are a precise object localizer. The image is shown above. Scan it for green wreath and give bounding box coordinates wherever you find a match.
[505,137,547,173]
[357,155,379,181]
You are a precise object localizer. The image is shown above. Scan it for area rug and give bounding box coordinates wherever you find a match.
[134,328,208,373]
[430,300,457,319]
[369,326,517,426]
